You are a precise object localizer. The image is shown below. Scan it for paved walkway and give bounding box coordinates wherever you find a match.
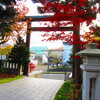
[42,74,68,80]
[0,77,64,100]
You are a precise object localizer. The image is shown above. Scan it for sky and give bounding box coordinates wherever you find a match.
[25,0,100,49]
[25,0,64,49]
[7,0,100,48]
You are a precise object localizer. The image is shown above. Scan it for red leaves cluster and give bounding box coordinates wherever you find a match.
[0,74,16,78]
[41,0,97,24]
[40,0,99,49]
[42,31,87,49]
[28,63,36,73]
[72,56,83,60]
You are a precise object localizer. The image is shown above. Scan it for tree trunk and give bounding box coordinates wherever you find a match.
[72,0,82,86]
[72,58,75,78]
[23,63,29,76]
[73,23,82,86]
[26,22,31,50]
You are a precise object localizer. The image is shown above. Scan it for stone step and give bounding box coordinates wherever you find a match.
[28,70,43,78]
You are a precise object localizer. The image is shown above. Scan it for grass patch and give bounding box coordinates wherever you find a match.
[54,79,73,100]
[0,75,25,84]
[54,79,81,100]
[43,72,71,74]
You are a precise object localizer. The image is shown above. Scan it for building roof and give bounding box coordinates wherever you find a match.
[31,0,56,3]
[1,43,13,47]
[30,52,36,54]
[30,46,48,55]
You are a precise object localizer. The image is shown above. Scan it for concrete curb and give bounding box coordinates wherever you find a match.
[50,81,64,100]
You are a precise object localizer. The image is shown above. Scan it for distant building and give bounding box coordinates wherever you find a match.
[47,47,64,64]
[30,52,35,60]
[63,42,72,66]
[30,52,39,65]
[0,43,13,60]
[30,46,48,64]
[48,48,64,58]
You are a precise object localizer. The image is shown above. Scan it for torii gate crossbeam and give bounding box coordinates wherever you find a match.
[24,15,74,50]
[23,15,96,50]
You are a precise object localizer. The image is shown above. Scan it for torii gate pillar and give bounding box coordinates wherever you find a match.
[26,22,31,50]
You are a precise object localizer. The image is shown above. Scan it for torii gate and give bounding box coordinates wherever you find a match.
[23,15,73,50]
[22,15,73,75]
[23,15,96,50]
[22,14,96,83]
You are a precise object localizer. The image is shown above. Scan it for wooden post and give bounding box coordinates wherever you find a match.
[26,22,31,50]
[23,22,31,75]
[64,70,67,81]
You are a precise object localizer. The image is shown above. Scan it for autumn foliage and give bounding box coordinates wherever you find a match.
[38,0,100,86]
[81,25,100,48]
[0,0,29,44]
[0,74,15,78]
[38,0,99,49]
[0,45,13,56]
[8,0,29,43]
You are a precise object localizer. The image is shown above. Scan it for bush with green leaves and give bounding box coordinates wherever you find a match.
[8,36,30,73]
[0,0,18,44]
[8,45,30,65]
[54,79,82,100]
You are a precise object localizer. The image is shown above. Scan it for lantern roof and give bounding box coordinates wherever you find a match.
[76,43,100,56]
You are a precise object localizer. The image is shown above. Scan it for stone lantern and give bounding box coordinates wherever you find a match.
[76,43,100,100]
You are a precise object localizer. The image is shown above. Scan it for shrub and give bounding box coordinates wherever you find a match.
[8,35,30,75]
[0,74,16,78]
[54,79,81,100]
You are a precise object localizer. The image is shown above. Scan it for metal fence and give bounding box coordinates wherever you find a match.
[48,68,72,72]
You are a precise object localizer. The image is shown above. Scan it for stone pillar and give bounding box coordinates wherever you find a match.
[76,43,100,100]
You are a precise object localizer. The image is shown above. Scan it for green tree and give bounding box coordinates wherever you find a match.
[0,0,28,45]
[50,52,63,67]
[8,35,30,75]
[0,0,18,44]
[0,46,13,55]
[0,45,13,60]
[52,56,62,67]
